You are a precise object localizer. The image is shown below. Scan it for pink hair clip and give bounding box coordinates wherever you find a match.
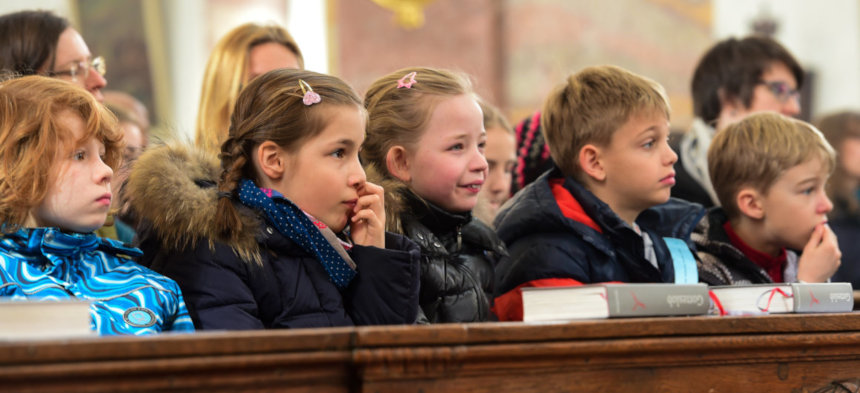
[299,79,321,106]
[397,71,417,89]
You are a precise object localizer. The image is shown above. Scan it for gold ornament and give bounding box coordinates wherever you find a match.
[371,0,435,30]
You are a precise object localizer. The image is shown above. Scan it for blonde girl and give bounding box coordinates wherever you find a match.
[363,67,506,323]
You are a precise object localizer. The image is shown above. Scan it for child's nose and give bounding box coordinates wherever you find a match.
[819,193,834,214]
[487,169,507,193]
[664,142,678,165]
[348,159,366,188]
[471,148,488,173]
[97,160,113,185]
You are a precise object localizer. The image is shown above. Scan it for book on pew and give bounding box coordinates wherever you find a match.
[709,282,854,315]
[521,283,710,322]
[0,299,95,340]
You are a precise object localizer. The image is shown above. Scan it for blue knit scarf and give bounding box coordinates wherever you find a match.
[237,179,356,289]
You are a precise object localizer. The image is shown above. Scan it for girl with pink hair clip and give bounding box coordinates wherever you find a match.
[362,67,507,323]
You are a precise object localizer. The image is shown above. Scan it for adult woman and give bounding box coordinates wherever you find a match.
[195,23,303,155]
[0,10,107,101]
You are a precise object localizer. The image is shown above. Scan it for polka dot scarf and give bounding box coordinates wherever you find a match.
[237,178,356,290]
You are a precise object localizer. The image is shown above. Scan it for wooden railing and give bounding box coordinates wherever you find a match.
[3,313,860,392]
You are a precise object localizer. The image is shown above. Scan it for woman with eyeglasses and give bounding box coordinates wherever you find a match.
[0,10,107,101]
[671,35,804,208]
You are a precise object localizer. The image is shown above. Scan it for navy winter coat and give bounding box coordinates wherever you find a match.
[127,144,421,330]
[492,168,705,320]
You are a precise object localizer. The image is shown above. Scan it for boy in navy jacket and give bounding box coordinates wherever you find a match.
[493,65,704,321]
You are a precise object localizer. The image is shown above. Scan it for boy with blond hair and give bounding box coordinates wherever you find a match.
[492,65,705,321]
[695,112,841,285]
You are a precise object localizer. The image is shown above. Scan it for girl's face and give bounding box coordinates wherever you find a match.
[476,126,516,219]
[29,110,113,232]
[272,106,367,233]
[399,94,487,213]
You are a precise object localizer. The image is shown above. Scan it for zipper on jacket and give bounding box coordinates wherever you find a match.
[456,225,462,251]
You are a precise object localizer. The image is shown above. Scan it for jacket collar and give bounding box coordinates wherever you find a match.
[402,189,471,235]
[3,228,142,276]
[127,144,262,264]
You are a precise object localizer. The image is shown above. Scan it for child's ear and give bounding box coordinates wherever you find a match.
[255,141,286,181]
[385,146,411,182]
[736,187,765,220]
[578,144,606,181]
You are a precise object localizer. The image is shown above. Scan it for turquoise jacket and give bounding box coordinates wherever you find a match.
[0,228,194,335]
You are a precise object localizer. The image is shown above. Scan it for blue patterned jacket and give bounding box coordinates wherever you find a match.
[0,228,194,335]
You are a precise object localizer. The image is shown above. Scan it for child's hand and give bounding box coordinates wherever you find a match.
[797,223,841,283]
[350,181,385,249]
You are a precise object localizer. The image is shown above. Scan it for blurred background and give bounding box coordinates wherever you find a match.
[2,0,858,138]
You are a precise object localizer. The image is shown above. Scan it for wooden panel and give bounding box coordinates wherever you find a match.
[3,314,860,392]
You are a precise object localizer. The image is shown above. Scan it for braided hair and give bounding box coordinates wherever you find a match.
[213,69,363,243]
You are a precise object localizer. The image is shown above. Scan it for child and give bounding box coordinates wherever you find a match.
[694,112,841,285]
[127,69,420,329]
[492,65,705,321]
[673,36,803,208]
[362,67,506,323]
[474,99,517,226]
[0,76,193,335]
[96,100,148,244]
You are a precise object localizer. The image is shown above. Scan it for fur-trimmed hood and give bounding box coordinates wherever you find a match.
[124,143,261,263]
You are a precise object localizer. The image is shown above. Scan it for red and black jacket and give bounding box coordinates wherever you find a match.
[492,167,705,321]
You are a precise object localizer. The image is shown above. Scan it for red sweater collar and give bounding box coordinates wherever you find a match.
[549,178,602,233]
[723,221,786,282]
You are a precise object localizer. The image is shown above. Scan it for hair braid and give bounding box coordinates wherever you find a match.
[213,135,248,242]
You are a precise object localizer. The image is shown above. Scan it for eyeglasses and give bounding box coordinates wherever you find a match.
[758,80,800,103]
[48,56,106,82]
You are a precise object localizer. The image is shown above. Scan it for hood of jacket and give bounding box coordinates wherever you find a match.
[124,143,262,263]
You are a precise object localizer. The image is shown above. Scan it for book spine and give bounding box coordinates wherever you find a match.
[608,285,709,317]
[791,283,854,313]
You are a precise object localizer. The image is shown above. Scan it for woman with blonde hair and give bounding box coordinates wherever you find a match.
[195,22,303,155]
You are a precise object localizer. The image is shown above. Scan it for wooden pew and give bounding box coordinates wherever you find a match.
[2,313,860,392]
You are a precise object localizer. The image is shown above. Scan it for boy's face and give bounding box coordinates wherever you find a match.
[594,110,676,218]
[30,110,113,232]
[757,157,832,250]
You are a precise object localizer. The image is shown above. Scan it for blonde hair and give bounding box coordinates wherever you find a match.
[361,67,474,231]
[816,111,860,217]
[195,23,303,156]
[709,112,836,219]
[478,97,513,135]
[214,69,362,244]
[541,65,670,180]
[0,76,122,232]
